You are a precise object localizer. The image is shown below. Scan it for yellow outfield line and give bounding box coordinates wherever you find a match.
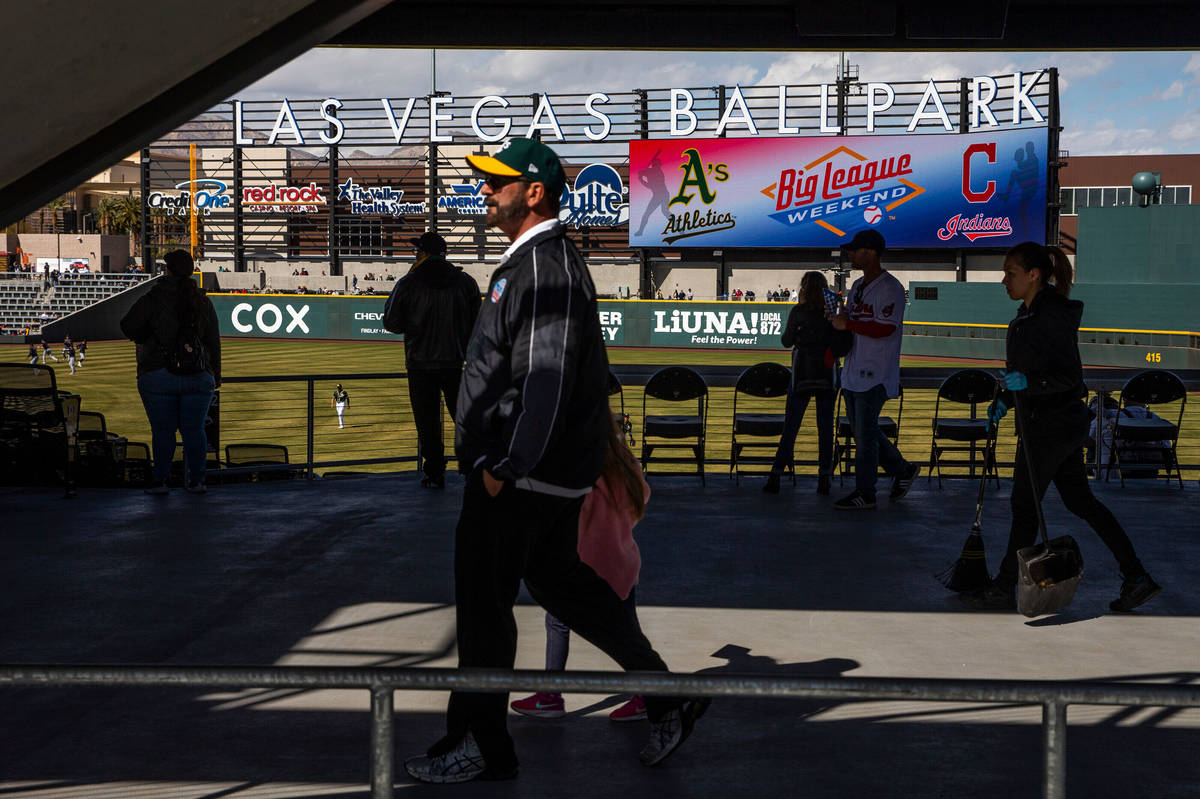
[906,320,1200,336]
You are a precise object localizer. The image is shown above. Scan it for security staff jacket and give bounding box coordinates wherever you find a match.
[455,219,610,496]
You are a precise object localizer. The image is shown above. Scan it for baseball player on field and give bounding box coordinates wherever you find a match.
[331,384,350,429]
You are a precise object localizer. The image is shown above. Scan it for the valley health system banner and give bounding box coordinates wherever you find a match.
[628,127,1048,248]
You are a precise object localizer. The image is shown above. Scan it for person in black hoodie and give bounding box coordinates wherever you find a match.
[403,138,706,785]
[963,242,1160,612]
[765,271,850,495]
[120,250,220,495]
[383,231,481,488]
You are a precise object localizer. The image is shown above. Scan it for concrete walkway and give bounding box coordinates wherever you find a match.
[0,471,1197,797]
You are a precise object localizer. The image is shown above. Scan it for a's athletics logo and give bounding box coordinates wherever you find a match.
[761,146,926,238]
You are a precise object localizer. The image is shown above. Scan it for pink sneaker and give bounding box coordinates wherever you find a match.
[608,695,647,722]
[510,692,565,719]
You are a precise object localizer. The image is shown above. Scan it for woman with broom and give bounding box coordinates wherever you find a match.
[962,241,1161,613]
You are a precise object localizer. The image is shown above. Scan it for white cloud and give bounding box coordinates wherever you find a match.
[1161,81,1184,101]
[1184,54,1200,77]
[1062,119,1166,156]
[1167,110,1200,142]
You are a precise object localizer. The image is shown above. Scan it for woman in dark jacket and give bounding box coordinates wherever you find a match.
[965,241,1160,612]
[120,250,221,495]
[764,271,851,495]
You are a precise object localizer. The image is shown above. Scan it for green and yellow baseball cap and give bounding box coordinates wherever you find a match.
[466,137,566,198]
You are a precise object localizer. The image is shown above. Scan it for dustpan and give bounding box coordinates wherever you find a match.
[1012,391,1084,618]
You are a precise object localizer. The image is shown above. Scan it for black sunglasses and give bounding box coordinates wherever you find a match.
[484,174,531,190]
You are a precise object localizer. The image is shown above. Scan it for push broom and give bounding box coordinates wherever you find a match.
[936,381,1000,592]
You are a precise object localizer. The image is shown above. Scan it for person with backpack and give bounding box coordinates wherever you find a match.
[510,412,651,723]
[120,249,221,495]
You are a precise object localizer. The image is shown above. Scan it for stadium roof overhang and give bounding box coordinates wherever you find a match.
[4,0,1200,230]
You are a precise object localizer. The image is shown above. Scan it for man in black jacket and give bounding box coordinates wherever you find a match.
[404,138,706,785]
[383,231,481,488]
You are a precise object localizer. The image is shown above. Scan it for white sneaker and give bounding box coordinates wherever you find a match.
[639,697,710,766]
[185,482,207,494]
[404,733,493,784]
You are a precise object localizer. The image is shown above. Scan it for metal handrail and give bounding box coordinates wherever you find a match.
[3,664,1197,799]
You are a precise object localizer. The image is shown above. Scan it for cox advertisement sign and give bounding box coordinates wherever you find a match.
[629,127,1048,248]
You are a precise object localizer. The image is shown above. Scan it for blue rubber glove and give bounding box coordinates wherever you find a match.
[986,398,1009,433]
[1000,370,1028,391]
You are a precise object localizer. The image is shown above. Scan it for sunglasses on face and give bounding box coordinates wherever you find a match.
[484,174,531,191]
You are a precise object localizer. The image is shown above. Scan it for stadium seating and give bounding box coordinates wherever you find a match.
[0,273,149,333]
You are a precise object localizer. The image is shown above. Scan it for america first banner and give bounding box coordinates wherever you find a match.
[628,127,1048,248]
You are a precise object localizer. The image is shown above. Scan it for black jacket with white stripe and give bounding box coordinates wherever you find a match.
[454,222,609,495]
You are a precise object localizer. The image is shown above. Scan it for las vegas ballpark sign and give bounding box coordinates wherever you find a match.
[629,127,1048,248]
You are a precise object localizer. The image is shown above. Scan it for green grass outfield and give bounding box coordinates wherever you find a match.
[2,339,1194,481]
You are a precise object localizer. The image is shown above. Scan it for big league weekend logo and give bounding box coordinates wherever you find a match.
[628,125,1047,249]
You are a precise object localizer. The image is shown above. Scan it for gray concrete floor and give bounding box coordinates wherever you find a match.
[1,470,1197,798]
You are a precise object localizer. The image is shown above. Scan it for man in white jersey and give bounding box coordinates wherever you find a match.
[830,230,918,509]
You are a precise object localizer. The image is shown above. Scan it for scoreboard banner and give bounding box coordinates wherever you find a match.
[629,127,1048,248]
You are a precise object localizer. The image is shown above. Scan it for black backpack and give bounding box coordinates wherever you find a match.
[163,290,208,375]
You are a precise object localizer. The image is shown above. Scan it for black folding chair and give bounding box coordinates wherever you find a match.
[730,362,792,484]
[0,363,77,490]
[641,366,708,484]
[1107,369,1187,488]
[928,369,999,487]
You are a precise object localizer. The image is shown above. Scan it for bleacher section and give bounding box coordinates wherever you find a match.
[0,273,149,335]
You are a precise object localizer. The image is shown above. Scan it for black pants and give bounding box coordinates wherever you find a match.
[998,434,1145,585]
[770,388,834,476]
[432,470,675,772]
[407,367,461,478]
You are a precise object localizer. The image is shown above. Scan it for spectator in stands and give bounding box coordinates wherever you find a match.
[382,231,481,489]
[292,268,299,276]
[963,241,1161,613]
[120,249,221,496]
[830,230,918,510]
[655,289,663,299]
[687,288,694,300]
[764,271,851,496]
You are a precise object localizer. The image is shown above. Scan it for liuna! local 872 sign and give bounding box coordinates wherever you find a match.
[629,127,1048,248]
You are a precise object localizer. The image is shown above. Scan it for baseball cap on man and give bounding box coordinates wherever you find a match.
[465,138,566,198]
[842,229,886,253]
[409,232,447,254]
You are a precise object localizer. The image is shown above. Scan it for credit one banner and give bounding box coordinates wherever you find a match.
[629,128,1048,248]
[210,295,788,350]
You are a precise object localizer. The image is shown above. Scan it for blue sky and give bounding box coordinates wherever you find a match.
[239,49,1200,155]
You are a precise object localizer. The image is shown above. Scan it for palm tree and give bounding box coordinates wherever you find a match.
[108,195,143,256]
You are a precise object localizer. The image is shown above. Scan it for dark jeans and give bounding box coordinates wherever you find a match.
[843,384,908,500]
[997,434,1145,585]
[407,367,461,479]
[433,471,674,772]
[770,389,834,476]
[137,367,215,484]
